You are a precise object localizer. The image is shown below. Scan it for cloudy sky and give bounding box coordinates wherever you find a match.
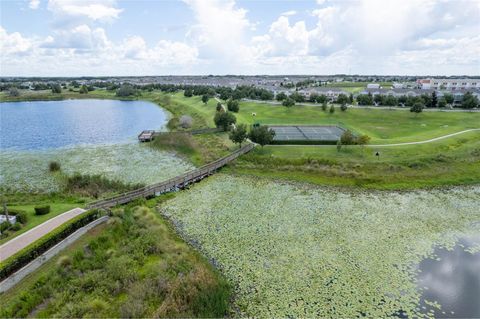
[1,0,479,76]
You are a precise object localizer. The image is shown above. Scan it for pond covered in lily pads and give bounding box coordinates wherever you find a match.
[0,99,194,192]
[161,175,480,318]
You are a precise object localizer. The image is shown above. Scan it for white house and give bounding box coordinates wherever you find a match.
[367,83,380,89]
[417,78,480,90]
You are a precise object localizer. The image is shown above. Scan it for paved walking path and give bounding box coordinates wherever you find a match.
[368,128,480,147]
[0,208,86,261]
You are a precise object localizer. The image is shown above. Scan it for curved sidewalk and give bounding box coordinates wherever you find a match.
[0,208,86,261]
[368,128,480,147]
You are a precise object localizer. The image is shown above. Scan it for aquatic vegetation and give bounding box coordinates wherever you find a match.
[0,143,194,193]
[162,175,480,317]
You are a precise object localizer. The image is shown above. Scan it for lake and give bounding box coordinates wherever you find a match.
[0,99,194,192]
[0,99,168,150]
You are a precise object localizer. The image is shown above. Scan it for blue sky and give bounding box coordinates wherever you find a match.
[1,0,479,76]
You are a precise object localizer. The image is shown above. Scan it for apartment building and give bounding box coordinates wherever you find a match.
[417,78,480,90]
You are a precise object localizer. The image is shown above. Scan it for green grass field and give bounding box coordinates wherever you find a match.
[164,92,480,144]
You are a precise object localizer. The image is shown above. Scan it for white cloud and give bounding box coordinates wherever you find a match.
[41,25,110,50]
[29,0,40,10]
[47,0,123,23]
[253,16,309,57]
[184,0,254,63]
[280,10,297,17]
[0,26,33,55]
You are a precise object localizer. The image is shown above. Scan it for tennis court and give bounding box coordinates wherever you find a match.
[269,125,345,143]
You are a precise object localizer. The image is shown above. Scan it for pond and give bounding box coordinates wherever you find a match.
[0,99,168,150]
[418,235,480,318]
[0,99,194,192]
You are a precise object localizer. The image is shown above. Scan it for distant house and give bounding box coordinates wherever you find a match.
[367,83,380,89]
[417,78,480,90]
[299,88,349,101]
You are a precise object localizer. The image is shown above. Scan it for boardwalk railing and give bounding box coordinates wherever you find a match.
[87,143,254,209]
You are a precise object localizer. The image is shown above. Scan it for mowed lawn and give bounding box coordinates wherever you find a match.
[168,93,480,144]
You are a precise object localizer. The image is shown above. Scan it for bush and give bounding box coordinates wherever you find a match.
[66,174,143,198]
[179,115,193,129]
[34,205,50,215]
[8,209,28,224]
[49,161,61,172]
[10,223,21,231]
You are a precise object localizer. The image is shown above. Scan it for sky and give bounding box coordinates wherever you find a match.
[1,0,479,76]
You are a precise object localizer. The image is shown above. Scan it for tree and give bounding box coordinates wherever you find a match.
[282,97,295,108]
[356,134,371,147]
[216,102,223,112]
[421,94,432,108]
[461,92,479,109]
[227,99,240,112]
[229,123,248,148]
[249,125,275,148]
[321,101,328,111]
[383,95,398,107]
[431,91,438,108]
[336,94,349,106]
[329,105,335,114]
[309,93,319,103]
[276,92,287,101]
[444,93,454,105]
[201,94,209,104]
[373,94,383,105]
[116,85,137,97]
[410,102,424,115]
[79,85,89,94]
[8,87,20,97]
[51,84,62,94]
[316,94,327,104]
[214,111,236,131]
[438,97,447,108]
[290,91,305,103]
[184,88,193,97]
[340,104,348,111]
[340,130,356,145]
[348,93,354,104]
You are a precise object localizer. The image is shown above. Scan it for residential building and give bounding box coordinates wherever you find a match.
[417,78,480,90]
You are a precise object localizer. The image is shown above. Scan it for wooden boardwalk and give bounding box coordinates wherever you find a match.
[87,143,254,209]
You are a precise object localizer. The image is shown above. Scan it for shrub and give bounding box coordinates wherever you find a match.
[10,223,22,231]
[66,174,143,198]
[179,115,193,129]
[34,205,50,215]
[8,209,28,224]
[49,161,61,172]
[227,99,240,112]
[57,255,72,267]
[8,87,20,97]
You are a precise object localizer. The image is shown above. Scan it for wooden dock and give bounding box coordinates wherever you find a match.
[87,143,254,209]
[138,130,156,142]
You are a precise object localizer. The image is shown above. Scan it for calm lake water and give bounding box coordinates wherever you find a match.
[0,99,168,150]
[418,235,480,318]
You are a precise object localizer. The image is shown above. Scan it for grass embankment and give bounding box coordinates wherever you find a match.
[228,131,480,189]
[0,199,231,318]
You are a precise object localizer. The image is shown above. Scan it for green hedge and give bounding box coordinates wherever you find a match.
[34,205,50,215]
[0,209,104,281]
[270,139,339,145]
